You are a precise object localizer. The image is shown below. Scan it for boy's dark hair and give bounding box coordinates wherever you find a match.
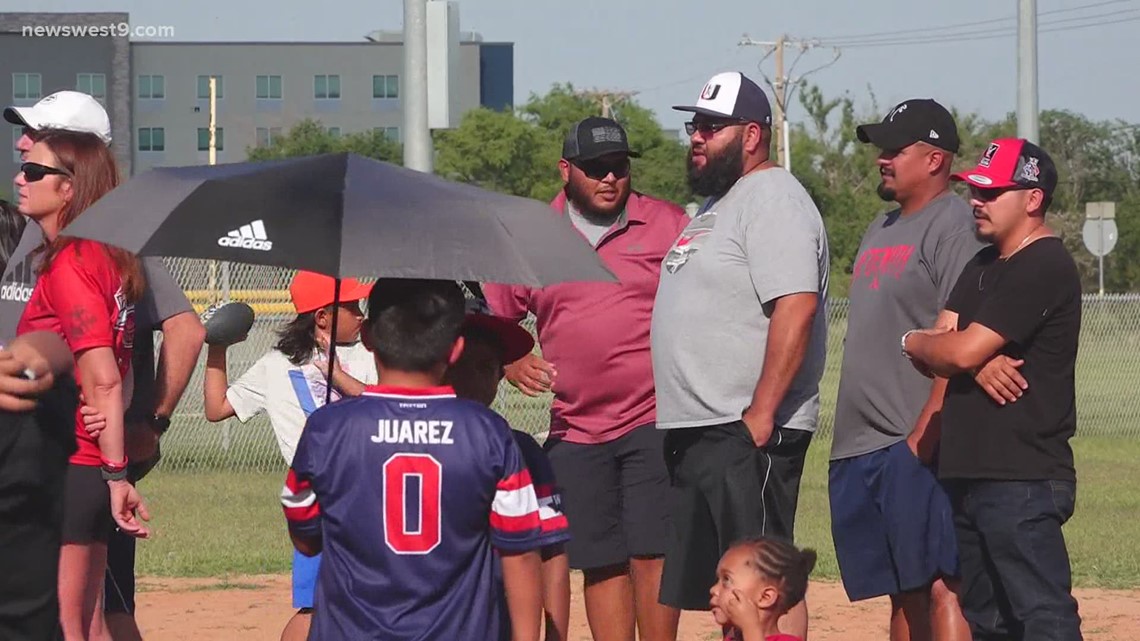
[274,311,320,366]
[366,279,465,372]
[735,537,817,613]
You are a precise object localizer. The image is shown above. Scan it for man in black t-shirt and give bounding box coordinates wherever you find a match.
[903,138,1082,641]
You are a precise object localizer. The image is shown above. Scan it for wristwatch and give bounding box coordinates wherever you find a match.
[149,414,172,436]
[101,457,129,482]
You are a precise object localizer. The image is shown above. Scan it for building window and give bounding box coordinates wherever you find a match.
[138,75,165,99]
[197,75,224,99]
[138,127,165,151]
[13,73,42,101]
[256,126,282,148]
[314,75,340,100]
[256,75,282,99]
[327,127,341,138]
[12,126,23,162]
[375,126,400,142]
[372,75,398,99]
[76,73,106,99]
[197,127,224,151]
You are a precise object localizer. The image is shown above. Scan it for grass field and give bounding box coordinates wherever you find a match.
[135,434,1140,589]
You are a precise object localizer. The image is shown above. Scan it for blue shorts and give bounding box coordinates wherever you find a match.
[828,439,958,602]
[292,549,321,609]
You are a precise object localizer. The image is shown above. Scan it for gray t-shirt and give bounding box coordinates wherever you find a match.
[567,200,624,247]
[651,167,830,431]
[0,225,193,415]
[830,193,986,460]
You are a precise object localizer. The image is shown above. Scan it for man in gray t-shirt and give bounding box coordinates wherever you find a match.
[829,99,981,640]
[651,72,828,637]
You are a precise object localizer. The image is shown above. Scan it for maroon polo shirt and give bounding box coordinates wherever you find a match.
[484,190,689,444]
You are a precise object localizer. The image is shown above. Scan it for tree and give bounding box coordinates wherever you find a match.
[245,119,402,164]
[435,84,693,205]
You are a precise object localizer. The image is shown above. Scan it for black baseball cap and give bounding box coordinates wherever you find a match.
[562,117,640,161]
[856,99,960,153]
[672,71,773,125]
[952,138,1058,199]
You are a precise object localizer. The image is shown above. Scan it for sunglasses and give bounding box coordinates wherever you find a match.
[573,158,631,180]
[684,119,748,136]
[20,161,70,183]
[968,184,1033,203]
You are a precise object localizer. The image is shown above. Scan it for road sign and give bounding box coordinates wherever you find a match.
[1083,202,1118,258]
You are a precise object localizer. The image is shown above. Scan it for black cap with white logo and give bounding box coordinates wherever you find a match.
[673,71,773,125]
[856,99,960,154]
[562,117,640,161]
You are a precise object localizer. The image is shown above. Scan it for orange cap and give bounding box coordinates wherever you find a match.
[289,271,373,314]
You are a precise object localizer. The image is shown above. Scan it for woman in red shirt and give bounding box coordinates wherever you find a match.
[15,129,148,641]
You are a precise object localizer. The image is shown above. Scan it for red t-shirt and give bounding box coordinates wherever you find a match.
[17,240,136,466]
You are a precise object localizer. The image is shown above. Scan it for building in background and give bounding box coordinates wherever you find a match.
[0,11,514,187]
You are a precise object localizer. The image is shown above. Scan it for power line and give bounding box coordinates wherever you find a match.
[833,13,1140,49]
[811,0,1132,44]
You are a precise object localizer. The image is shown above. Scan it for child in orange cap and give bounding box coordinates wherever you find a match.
[203,270,376,641]
[445,298,572,641]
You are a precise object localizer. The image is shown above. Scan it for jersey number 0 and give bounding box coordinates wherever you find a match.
[383,453,442,554]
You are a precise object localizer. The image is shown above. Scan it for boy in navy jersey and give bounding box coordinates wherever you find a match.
[281,279,545,641]
[445,299,572,641]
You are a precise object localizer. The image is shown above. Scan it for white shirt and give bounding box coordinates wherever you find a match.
[226,343,378,464]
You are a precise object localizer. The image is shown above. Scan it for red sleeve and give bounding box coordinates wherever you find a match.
[281,468,322,537]
[482,282,531,323]
[44,244,115,354]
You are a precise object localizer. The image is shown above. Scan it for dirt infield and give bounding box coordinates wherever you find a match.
[133,574,1138,640]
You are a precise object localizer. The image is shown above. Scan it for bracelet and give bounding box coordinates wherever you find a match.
[100,456,128,472]
[101,466,129,482]
[901,330,918,360]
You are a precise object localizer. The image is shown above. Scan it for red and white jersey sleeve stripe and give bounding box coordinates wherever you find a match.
[281,468,321,536]
[489,466,544,552]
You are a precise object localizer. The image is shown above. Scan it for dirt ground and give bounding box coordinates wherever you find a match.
[134,574,1138,640]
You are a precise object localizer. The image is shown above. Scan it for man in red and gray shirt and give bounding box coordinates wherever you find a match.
[484,117,688,641]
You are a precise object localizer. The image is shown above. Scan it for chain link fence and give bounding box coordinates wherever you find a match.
[153,259,1140,473]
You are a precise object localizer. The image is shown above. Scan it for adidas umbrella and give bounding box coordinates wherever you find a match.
[61,152,616,287]
[62,152,618,403]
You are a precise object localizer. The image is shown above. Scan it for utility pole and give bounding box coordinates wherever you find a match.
[403,0,433,172]
[1017,0,1039,143]
[739,34,838,171]
[575,89,638,119]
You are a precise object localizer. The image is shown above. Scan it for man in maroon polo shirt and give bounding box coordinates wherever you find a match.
[484,117,688,641]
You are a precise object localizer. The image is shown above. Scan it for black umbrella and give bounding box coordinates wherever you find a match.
[63,152,617,402]
[63,152,615,286]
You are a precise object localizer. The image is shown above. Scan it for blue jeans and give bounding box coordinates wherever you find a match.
[947,479,1082,641]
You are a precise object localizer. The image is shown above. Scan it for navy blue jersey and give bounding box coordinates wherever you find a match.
[511,431,570,548]
[282,385,544,641]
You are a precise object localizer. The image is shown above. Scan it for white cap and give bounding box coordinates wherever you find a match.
[4,91,111,144]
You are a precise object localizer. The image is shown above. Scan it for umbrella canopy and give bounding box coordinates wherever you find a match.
[62,152,616,287]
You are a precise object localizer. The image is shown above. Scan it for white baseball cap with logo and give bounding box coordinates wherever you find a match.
[4,90,111,144]
[673,71,773,125]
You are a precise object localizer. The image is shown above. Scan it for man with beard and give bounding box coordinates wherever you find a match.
[484,117,688,641]
[829,99,982,641]
[650,71,829,638]
[905,140,1083,641]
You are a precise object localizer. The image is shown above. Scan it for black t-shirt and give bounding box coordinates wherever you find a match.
[939,237,1081,482]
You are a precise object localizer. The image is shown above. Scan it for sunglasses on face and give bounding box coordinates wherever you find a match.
[968,185,1032,203]
[20,162,70,183]
[573,158,631,180]
[684,119,747,136]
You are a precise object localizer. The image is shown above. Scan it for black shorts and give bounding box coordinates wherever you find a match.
[61,464,112,545]
[659,422,812,610]
[543,424,672,570]
[104,529,136,614]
